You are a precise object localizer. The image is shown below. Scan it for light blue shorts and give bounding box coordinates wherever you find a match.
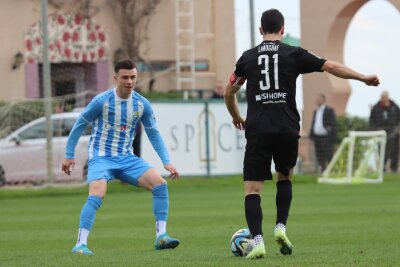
[87,154,153,186]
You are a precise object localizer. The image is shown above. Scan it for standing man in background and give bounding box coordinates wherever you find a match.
[370,91,400,173]
[310,94,337,172]
[224,8,380,259]
[210,80,225,99]
[62,59,180,255]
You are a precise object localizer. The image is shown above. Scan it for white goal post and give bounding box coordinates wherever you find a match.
[318,130,387,184]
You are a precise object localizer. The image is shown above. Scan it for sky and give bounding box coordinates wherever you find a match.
[234,0,400,118]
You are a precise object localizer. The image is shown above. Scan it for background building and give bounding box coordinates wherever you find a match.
[0,0,236,103]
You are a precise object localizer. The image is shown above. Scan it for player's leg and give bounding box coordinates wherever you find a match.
[388,133,399,172]
[118,155,179,250]
[272,133,298,255]
[138,168,180,250]
[72,157,113,255]
[243,134,272,259]
[244,181,266,259]
[72,179,107,255]
[274,171,293,255]
[314,137,324,172]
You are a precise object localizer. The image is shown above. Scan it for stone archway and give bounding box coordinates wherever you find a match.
[299,0,400,170]
[301,0,400,133]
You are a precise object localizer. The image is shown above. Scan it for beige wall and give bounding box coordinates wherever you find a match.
[301,0,400,133]
[300,0,400,171]
[0,0,236,101]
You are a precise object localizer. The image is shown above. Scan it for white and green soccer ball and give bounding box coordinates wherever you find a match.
[230,228,254,257]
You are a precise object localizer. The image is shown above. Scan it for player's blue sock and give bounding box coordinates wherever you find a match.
[79,195,103,231]
[151,184,169,221]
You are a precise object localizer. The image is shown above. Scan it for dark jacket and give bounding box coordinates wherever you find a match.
[310,106,337,141]
[369,100,400,133]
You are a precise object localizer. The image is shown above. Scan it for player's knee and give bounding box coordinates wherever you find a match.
[90,192,106,199]
[151,183,168,197]
[276,172,291,182]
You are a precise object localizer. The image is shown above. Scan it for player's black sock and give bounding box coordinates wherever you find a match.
[276,180,292,225]
[245,194,263,237]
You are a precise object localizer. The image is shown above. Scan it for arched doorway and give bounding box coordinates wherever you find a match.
[24,11,109,108]
[300,0,400,169]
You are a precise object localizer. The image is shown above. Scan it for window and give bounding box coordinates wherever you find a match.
[62,118,91,137]
[19,121,47,140]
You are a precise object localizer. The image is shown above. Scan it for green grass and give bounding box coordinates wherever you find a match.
[0,174,399,266]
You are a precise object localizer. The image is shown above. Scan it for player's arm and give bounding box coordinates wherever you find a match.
[322,60,380,86]
[141,99,179,179]
[62,97,102,175]
[225,73,246,130]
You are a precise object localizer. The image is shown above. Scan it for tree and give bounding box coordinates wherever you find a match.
[48,0,100,18]
[109,0,161,92]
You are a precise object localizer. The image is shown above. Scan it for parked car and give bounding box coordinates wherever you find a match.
[0,112,90,186]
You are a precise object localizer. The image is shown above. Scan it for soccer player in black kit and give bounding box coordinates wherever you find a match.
[224,9,380,259]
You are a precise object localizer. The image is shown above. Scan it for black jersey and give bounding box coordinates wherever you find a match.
[233,40,326,137]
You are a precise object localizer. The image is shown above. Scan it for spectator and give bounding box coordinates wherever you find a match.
[210,80,225,99]
[309,94,337,172]
[369,91,400,172]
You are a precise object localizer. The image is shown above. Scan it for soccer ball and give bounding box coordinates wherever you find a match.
[230,228,254,257]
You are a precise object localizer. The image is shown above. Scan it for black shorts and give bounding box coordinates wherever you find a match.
[243,133,299,181]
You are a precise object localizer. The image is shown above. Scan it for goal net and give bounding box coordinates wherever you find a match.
[318,130,387,184]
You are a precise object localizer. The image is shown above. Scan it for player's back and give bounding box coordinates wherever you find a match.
[234,40,325,136]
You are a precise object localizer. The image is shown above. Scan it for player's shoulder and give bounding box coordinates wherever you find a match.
[277,41,304,54]
[94,88,114,100]
[133,90,150,103]
[241,46,259,58]
[132,91,152,110]
[91,88,114,104]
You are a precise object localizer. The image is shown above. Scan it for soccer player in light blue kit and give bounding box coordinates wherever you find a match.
[62,59,180,255]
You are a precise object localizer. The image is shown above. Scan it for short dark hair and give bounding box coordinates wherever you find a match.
[114,59,136,73]
[261,9,284,34]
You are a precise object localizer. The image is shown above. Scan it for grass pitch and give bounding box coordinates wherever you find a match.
[0,174,399,267]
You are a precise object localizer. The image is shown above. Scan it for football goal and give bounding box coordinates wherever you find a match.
[318,130,387,184]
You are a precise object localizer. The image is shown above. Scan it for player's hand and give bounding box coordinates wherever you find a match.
[232,116,245,130]
[164,163,179,180]
[363,75,380,86]
[62,158,75,176]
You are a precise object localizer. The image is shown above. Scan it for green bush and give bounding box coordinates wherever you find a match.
[336,115,369,144]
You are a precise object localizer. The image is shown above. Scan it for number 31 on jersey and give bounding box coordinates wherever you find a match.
[258,54,279,90]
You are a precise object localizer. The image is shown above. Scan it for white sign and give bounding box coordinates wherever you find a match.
[141,101,247,176]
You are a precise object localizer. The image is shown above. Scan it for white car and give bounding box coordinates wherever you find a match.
[0,112,91,186]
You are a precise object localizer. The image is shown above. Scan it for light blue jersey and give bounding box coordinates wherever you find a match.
[65,88,170,164]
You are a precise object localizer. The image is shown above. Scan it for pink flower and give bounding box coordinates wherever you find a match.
[75,13,82,25]
[89,32,96,42]
[72,31,79,42]
[56,41,61,51]
[35,37,41,45]
[64,47,71,58]
[98,47,105,58]
[95,24,100,30]
[57,15,65,25]
[82,53,87,62]
[26,39,32,51]
[98,32,106,42]
[90,51,95,59]
[62,32,70,42]
[28,58,35,64]
[74,51,80,60]
[49,44,54,50]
